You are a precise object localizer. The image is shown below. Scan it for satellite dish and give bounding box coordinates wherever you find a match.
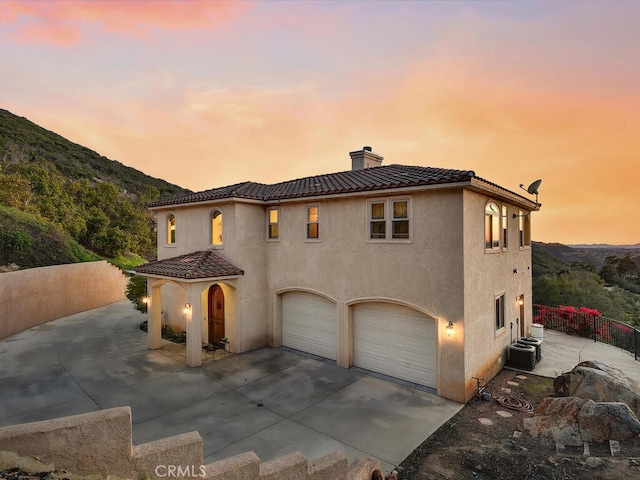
[519,179,542,205]
[527,179,542,195]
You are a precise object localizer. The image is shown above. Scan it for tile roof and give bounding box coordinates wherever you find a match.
[135,250,244,280]
[149,164,477,208]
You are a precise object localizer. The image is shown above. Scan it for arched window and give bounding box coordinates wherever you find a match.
[167,214,176,244]
[485,202,500,250]
[211,209,222,246]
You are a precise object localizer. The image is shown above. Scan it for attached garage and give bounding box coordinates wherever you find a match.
[353,302,437,388]
[281,291,337,360]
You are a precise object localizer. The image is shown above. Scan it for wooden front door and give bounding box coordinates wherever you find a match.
[208,285,225,344]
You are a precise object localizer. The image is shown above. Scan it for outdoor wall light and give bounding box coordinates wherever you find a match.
[517,298,524,306]
[142,296,149,304]
[446,320,454,336]
[183,303,192,314]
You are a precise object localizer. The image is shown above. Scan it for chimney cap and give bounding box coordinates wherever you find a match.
[363,146,372,152]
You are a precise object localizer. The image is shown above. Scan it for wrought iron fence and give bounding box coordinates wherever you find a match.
[532,304,640,361]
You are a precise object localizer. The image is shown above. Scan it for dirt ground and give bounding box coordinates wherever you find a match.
[398,369,640,480]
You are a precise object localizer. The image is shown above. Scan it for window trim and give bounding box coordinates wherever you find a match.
[305,204,320,241]
[495,291,506,333]
[367,197,411,243]
[267,207,279,240]
[485,201,501,251]
[210,208,223,248]
[501,205,508,250]
[166,213,176,246]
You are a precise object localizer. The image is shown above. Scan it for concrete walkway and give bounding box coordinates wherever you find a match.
[0,300,461,472]
[533,329,640,383]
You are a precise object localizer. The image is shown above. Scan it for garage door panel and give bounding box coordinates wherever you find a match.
[282,292,337,361]
[354,302,437,388]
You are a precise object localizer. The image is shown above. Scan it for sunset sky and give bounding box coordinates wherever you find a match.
[1,0,638,245]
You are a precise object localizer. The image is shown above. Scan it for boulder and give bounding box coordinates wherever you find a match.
[522,396,640,446]
[567,360,640,417]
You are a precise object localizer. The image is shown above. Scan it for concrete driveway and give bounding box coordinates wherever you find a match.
[0,300,462,472]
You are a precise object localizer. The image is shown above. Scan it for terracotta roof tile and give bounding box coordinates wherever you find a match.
[135,250,244,280]
[149,164,476,208]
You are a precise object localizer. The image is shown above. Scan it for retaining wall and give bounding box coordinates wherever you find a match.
[0,407,382,480]
[0,261,128,340]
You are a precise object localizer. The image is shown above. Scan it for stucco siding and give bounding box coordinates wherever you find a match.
[462,189,533,401]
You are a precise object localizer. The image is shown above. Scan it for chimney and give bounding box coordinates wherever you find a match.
[350,146,383,170]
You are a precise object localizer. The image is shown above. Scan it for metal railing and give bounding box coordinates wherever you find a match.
[533,304,640,361]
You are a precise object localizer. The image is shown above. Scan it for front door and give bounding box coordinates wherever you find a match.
[208,285,225,344]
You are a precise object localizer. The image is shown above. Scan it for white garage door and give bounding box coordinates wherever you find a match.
[282,291,337,360]
[354,303,437,388]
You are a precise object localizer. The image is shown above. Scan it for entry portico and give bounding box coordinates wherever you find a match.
[136,250,244,367]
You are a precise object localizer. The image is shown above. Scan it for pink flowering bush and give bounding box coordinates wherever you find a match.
[533,305,609,341]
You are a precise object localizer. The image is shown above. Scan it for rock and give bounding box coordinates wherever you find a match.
[522,396,640,446]
[568,360,640,417]
[371,469,384,480]
[585,457,603,468]
[553,373,570,396]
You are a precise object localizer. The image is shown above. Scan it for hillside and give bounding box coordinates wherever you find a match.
[532,242,640,324]
[0,108,191,268]
[0,109,190,199]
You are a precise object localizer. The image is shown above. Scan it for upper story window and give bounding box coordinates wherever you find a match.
[485,202,500,250]
[495,292,505,331]
[268,208,279,239]
[306,205,319,240]
[370,201,386,239]
[392,200,409,239]
[211,209,222,246]
[518,211,531,248]
[501,205,508,249]
[167,214,176,245]
[368,198,411,241]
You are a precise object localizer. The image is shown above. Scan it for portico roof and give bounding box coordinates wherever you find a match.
[135,250,244,280]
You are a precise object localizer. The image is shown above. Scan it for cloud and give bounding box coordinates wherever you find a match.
[0,0,254,45]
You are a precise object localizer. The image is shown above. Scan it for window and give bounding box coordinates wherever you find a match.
[485,202,500,250]
[211,209,222,246]
[501,205,508,249]
[368,198,410,241]
[306,205,319,239]
[518,211,531,247]
[370,201,386,239]
[167,214,176,244]
[392,200,409,239]
[268,208,279,239]
[495,293,505,331]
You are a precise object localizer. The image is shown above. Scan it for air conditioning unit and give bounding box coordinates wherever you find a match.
[517,337,542,362]
[506,343,537,371]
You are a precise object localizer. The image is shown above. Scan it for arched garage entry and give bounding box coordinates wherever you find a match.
[352,302,437,388]
[280,290,337,361]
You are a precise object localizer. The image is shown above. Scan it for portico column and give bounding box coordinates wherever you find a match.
[148,282,162,350]
[185,293,203,367]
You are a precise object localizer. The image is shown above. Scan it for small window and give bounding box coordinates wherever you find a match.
[306,206,319,239]
[211,210,222,246]
[501,205,508,249]
[370,201,386,239]
[368,198,410,241]
[167,214,176,244]
[392,200,409,239]
[518,211,530,247]
[485,202,500,250]
[268,208,279,239]
[495,293,505,331]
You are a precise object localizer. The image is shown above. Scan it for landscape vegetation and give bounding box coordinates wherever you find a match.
[0,107,639,328]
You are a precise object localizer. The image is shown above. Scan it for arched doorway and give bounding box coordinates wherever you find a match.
[208,285,225,343]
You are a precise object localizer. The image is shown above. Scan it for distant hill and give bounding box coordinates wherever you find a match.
[0,108,192,269]
[535,241,640,269]
[0,108,190,199]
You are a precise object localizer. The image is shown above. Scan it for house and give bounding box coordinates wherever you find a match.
[135,147,538,403]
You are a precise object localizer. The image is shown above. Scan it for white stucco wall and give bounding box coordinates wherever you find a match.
[462,189,533,400]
